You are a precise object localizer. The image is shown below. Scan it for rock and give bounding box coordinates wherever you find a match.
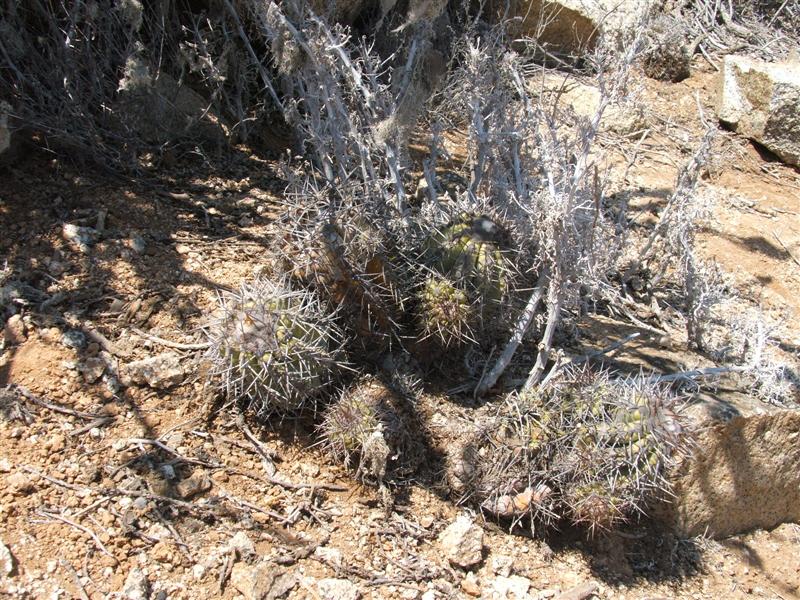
[0,458,11,473]
[150,541,173,563]
[6,472,36,496]
[495,0,651,54]
[317,578,361,600]
[121,567,150,600]
[642,15,691,82]
[0,540,15,577]
[175,472,212,499]
[120,353,184,389]
[45,433,66,453]
[526,76,645,135]
[717,55,800,167]
[313,546,342,566]
[130,235,147,254]
[230,562,296,600]
[438,514,484,569]
[62,223,99,253]
[78,357,106,383]
[655,408,800,538]
[553,582,599,600]
[491,555,514,577]
[558,80,646,135]
[492,575,532,599]
[116,65,227,147]
[3,314,26,345]
[60,330,87,350]
[228,531,256,558]
[461,572,481,597]
[191,564,206,580]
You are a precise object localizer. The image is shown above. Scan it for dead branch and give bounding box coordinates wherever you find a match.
[34,510,117,563]
[130,327,211,351]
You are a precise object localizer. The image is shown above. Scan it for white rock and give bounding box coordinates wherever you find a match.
[62,223,99,253]
[718,55,800,167]
[121,567,150,600]
[0,540,14,577]
[317,578,361,600]
[191,564,206,580]
[120,353,184,389]
[227,531,256,558]
[145,524,171,541]
[504,0,651,54]
[492,575,532,599]
[313,546,343,566]
[437,514,484,569]
[491,555,514,577]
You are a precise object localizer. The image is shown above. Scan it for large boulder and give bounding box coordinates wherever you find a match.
[527,75,647,135]
[654,405,800,539]
[493,0,652,54]
[717,55,800,167]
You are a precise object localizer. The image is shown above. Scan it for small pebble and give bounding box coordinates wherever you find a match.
[61,330,87,350]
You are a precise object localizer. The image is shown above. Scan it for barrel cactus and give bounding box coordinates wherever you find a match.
[283,207,403,353]
[319,378,411,482]
[424,212,512,311]
[205,278,343,415]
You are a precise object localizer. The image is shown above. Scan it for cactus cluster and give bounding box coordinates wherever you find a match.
[206,188,687,537]
[424,213,512,310]
[472,367,686,534]
[205,279,344,415]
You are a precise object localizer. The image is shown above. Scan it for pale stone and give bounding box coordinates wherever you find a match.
[3,314,26,345]
[494,0,652,54]
[438,514,485,569]
[718,55,800,167]
[317,578,361,600]
[121,567,150,600]
[231,562,296,600]
[0,540,14,578]
[492,575,532,599]
[120,353,184,389]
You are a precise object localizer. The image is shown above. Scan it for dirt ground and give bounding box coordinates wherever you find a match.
[1,58,800,600]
